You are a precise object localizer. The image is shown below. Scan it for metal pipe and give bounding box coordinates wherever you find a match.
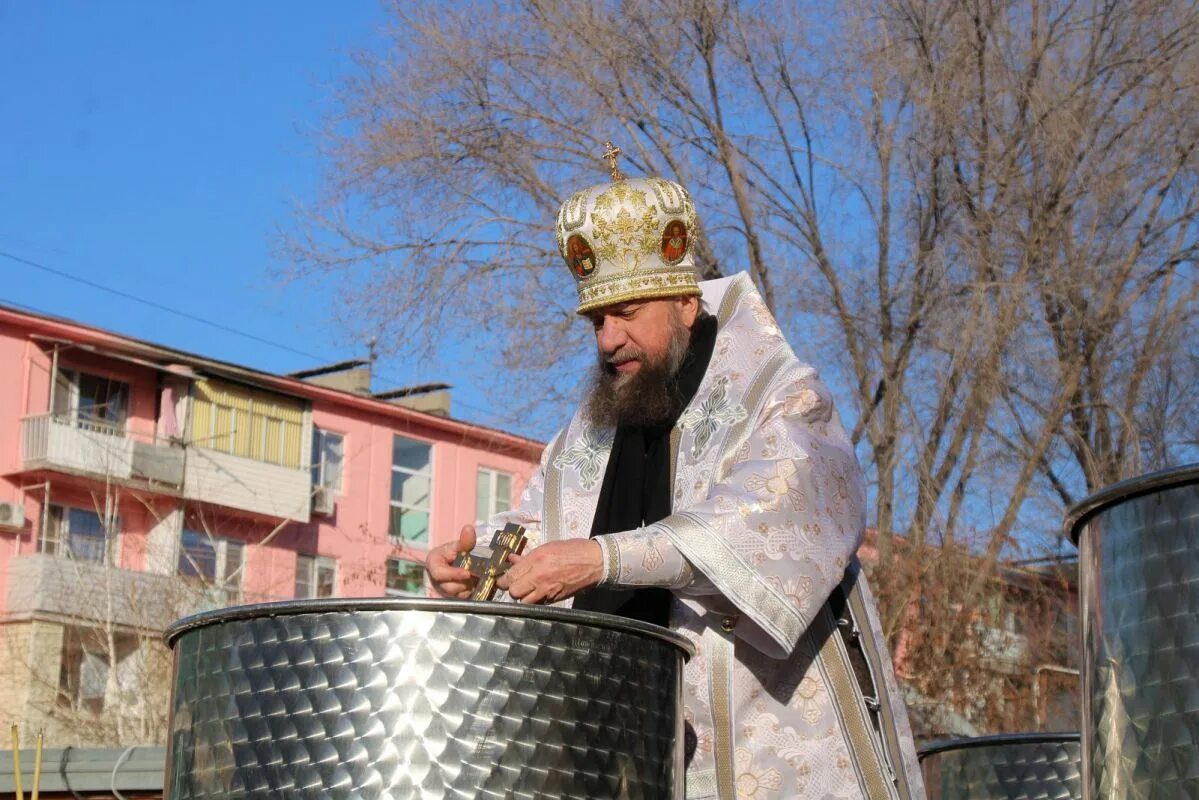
[47,345,59,419]
[109,745,136,800]
[38,481,51,556]
[1032,663,1080,728]
[11,724,23,800]
[31,730,42,800]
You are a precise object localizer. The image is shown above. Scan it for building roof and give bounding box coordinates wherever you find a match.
[0,746,163,794]
[0,303,544,459]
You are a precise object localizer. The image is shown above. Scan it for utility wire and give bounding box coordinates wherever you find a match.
[0,249,502,420]
[0,249,330,362]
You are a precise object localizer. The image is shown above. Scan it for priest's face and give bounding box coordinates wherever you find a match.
[587,296,700,376]
[584,296,700,427]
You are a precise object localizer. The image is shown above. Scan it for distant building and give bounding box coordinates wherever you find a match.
[0,304,543,747]
[858,530,1079,739]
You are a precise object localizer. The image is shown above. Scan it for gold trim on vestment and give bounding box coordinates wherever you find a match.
[814,603,897,799]
[603,536,621,581]
[543,432,566,542]
[846,566,913,800]
[715,275,751,326]
[707,626,737,799]
[669,426,681,503]
[655,511,803,650]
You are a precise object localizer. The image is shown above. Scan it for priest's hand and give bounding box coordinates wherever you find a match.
[427,524,477,599]
[497,540,604,604]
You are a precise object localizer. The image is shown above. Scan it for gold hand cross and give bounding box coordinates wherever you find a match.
[453,523,529,601]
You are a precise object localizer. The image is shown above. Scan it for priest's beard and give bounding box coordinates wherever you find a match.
[585,314,692,428]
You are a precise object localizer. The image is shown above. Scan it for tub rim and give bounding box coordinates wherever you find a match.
[164,596,696,658]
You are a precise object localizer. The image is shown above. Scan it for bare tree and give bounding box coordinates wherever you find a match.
[8,477,305,748]
[8,486,181,747]
[864,534,1078,737]
[931,0,1199,532]
[283,1,1199,718]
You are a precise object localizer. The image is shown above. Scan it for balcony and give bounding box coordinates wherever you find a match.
[4,554,297,628]
[5,554,206,629]
[21,414,184,489]
[21,415,312,523]
[182,447,311,523]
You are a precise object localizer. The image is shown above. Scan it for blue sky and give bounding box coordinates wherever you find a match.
[0,3,512,431]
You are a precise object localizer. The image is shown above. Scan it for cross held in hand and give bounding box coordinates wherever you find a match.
[453,523,529,601]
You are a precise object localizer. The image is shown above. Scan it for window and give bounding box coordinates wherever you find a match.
[188,378,305,468]
[177,529,244,604]
[58,626,137,713]
[40,505,118,564]
[311,428,344,492]
[1002,607,1026,636]
[53,370,129,433]
[386,558,427,597]
[475,468,513,523]
[389,436,432,544]
[295,554,337,599]
[59,626,108,712]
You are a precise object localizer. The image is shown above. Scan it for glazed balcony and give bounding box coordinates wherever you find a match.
[180,446,312,523]
[4,554,299,627]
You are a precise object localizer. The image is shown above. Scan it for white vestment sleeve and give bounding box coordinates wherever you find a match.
[595,529,716,592]
[653,371,867,657]
[595,528,812,659]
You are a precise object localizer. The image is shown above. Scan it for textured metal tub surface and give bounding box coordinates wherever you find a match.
[918,733,1081,800]
[165,598,693,799]
[1066,464,1199,799]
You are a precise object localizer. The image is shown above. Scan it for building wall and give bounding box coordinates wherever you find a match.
[0,618,172,749]
[0,620,69,746]
[0,621,36,722]
[0,313,543,606]
[279,403,537,598]
[0,307,544,747]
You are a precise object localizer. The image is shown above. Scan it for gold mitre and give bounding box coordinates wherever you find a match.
[555,142,701,315]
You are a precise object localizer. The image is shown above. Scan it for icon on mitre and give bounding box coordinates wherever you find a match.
[661,220,688,265]
[567,234,597,278]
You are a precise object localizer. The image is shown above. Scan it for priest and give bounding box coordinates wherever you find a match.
[429,150,925,800]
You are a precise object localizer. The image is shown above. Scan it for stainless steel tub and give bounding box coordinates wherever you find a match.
[164,598,694,799]
[918,733,1082,800]
[1066,464,1199,799]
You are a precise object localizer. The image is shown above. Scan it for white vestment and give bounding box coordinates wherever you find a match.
[491,273,925,799]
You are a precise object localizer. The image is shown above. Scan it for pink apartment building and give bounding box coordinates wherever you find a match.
[0,304,543,747]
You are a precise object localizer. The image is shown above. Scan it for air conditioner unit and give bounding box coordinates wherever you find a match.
[0,502,26,530]
[312,487,336,517]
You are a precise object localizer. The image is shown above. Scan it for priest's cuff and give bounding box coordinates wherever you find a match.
[594,529,698,589]
[594,535,620,585]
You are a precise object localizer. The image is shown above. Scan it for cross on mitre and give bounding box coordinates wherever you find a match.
[602,140,626,182]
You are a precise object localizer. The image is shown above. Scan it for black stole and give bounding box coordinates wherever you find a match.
[572,313,718,626]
